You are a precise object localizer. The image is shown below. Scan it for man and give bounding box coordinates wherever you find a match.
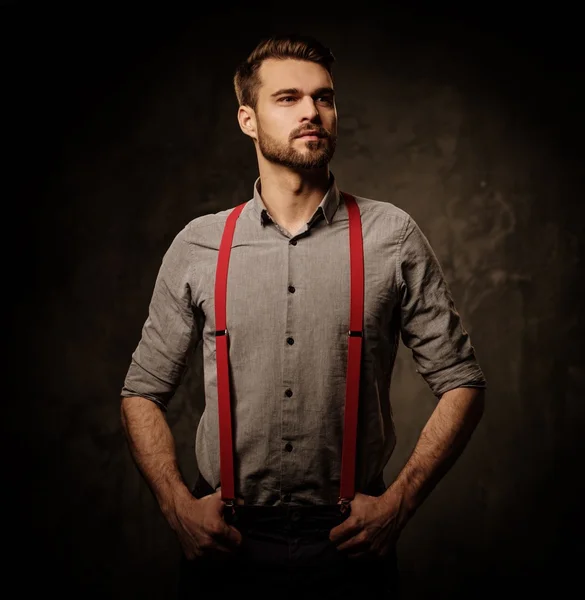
[120,33,487,599]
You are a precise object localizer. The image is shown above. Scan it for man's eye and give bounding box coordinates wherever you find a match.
[279,96,296,103]
[316,97,333,105]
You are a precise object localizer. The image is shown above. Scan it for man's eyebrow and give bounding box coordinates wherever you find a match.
[270,87,336,98]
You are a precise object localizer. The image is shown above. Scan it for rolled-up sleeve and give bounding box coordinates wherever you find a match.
[397,216,487,398]
[121,228,202,410]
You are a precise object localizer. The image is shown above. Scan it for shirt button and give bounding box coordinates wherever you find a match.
[290,239,297,246]
[286,337,294,345]
[285,443,293,452]
[288,285,295,293]
[285,389,293,397]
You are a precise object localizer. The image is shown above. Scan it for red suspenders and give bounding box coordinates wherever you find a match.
[214,192,364,510]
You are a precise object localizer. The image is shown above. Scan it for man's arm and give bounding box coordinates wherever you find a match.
[120,395,194,519]
[382,386,485,529]
[390,214,488,528]
[120,227,201,513]
[121,395,242,558]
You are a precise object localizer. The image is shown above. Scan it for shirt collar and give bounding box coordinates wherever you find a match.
[251,172,341,227]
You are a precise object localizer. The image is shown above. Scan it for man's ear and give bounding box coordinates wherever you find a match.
[237,105,257,140]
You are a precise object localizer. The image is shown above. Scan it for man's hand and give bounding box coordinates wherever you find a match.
[329,490,403,560]
[168,487,243,561]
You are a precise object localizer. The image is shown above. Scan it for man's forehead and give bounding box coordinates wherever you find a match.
[258,58,333,93]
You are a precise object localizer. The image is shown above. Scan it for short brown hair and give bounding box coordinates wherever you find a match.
[233,33,335,109]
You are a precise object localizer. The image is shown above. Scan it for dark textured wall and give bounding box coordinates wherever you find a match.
[7,5,584,599]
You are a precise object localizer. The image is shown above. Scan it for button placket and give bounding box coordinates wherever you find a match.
[282,226,299,509]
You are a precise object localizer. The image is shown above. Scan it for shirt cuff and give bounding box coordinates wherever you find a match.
[420,358,487,399]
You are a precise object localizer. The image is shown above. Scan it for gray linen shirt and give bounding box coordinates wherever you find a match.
[121,173,487,506]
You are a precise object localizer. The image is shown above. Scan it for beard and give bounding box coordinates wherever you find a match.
[257,120,337,170]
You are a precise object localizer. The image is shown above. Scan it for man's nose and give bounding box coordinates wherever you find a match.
[299,96,319,120]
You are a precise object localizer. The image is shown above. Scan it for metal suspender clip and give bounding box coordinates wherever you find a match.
[338,498,352,515]
[215,329,227,336]
[223,499,236,518]
[348,330,363,337]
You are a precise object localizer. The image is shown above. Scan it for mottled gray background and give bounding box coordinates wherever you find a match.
[6,4,584,599]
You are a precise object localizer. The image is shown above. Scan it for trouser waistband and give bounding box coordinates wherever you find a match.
[191,473,387,534]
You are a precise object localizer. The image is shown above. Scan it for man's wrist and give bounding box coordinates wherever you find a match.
[382,471,422,530]
[155,475,194,520]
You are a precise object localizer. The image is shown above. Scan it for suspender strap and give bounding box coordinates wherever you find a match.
[214,202,247,502]
[214,193,364,505]
[338,192,365,503]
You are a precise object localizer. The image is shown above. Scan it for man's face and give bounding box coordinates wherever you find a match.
[252,58,337,170]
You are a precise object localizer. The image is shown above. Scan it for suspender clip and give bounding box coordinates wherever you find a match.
[338,497,352,514]
[215,329,227,337]
[223,499,236,517]
[348,330,363,337]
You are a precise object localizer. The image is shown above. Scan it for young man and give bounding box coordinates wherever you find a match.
[120,33,487,598]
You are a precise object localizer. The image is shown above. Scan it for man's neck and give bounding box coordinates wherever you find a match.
[257,164,331,231]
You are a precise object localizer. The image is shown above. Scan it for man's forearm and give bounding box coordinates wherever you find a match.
[120,395,192,516]
[383,386,485,528]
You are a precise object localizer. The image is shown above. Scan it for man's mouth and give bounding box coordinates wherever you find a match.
[296,131,326,139]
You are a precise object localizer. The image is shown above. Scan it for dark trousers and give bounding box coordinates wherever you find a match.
[176,474,401,599]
